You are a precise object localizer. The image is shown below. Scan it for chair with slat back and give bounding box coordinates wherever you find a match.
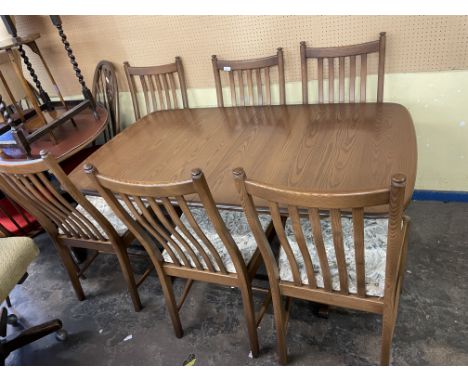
[0,151,150,312]
[60,60,121,175]
[233,168,410,365]
[92,60,120,142]
[123,57,189,121]
[212,48,286,107]
[300,32,386,104]
[85,165,276,357]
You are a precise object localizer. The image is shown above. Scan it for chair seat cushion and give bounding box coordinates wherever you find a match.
[278,217,388,297]
[162,208,272,273]
[0,197,40,236]
[60,146,101,175]
[59,195,129,239]
[0,237,39,301]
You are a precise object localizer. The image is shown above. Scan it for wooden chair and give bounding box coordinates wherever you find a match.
[0,151,148,312]
[85,166,276,357]
[212,48,286,107]
[233,168,410,365]
[59,60,120,175]
[300,32,386,104]
[124,57,189,120]
[92,60,120,142]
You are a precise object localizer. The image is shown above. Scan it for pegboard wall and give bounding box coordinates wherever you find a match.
[1,15,468,98]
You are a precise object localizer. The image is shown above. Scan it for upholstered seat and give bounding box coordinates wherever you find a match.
[162,208,272,273]
[278,217,388,297]
[60,195,129,239]
[0,237,39,301]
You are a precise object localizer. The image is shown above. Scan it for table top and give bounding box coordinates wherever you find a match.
[69,103,417,214]
[0,105,108,162]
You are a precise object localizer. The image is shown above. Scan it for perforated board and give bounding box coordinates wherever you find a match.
[1,15,467,97]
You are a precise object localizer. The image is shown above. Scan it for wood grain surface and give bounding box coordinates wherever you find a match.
[69,103,417,213]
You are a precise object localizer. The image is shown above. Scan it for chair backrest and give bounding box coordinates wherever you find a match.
[233,167,406,300]
[85,166,247,276]
[92,60,120,141]
[300,32,386,104]
[212,48,286,107]
[0,151,119,243]
[123,57,189,120]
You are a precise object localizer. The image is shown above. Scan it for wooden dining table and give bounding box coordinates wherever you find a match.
[69,103,417,215]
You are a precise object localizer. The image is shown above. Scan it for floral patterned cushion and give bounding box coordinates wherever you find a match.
[59,195,130,239]
[278,217,388,297]
[161,208,272,273]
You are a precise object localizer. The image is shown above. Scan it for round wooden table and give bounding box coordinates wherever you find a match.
[0,105,108,162]
[69,103,417,214]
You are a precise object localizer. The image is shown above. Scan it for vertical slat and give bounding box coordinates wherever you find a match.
[328,57,335,103]
[349,56,356,103]
[264,67,271,105]
[237,70,245,106]
[255,68,263,105]
[120,194,182,266]
[288,206,317,288]
[300,41,308,104]
[168,72,179,109]
[360,54,367,102]
[139,75,151,116]
[339,56,345,103]
[211,55,224,107]
[228,71,237,106]
[308,208,332,291]
[175,56,189,108]
[268,202,301,286]
[277,47,286,105]
[159,198,208,271]
[147,75,158,113]
[317,57,324,104]
[160,74,172,110]
[247,70,254,106]
[377,32,386,103]
[352,208,366,297]
[124,62,141,120]
[330,209,349,294]
[175,196,227,274]
[147,197,203,270]
[154,74,165,111]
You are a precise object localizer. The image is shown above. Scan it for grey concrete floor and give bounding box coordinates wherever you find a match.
[3,200,468,365]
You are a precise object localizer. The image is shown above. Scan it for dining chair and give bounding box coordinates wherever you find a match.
[0,151,147,312]
[124,57,189,121]
[92,60,120,142]
[300,32,386,104]
[59,60,120,175]
[233,167,410,365]
[211,48,286,107]
[85,165,275,357]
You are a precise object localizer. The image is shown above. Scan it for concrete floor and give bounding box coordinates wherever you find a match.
[3,200,468,365]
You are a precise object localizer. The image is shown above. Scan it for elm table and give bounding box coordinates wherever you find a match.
[68,103,417,214]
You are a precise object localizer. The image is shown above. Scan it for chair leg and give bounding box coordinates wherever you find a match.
[54,241,85,301]
[380,311,396,365]
[270,291,288,365]
[159,274,183,338]
[113,245,142,312]
[0,319,62,366]
[239,283,260,358]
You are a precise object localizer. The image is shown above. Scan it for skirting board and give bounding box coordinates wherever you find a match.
[412,190,468,202]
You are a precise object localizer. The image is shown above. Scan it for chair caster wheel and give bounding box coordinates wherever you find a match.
[7,314,19,326]
[55,328,68,342]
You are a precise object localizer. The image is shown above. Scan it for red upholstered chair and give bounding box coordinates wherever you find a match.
[0,194,41,237]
